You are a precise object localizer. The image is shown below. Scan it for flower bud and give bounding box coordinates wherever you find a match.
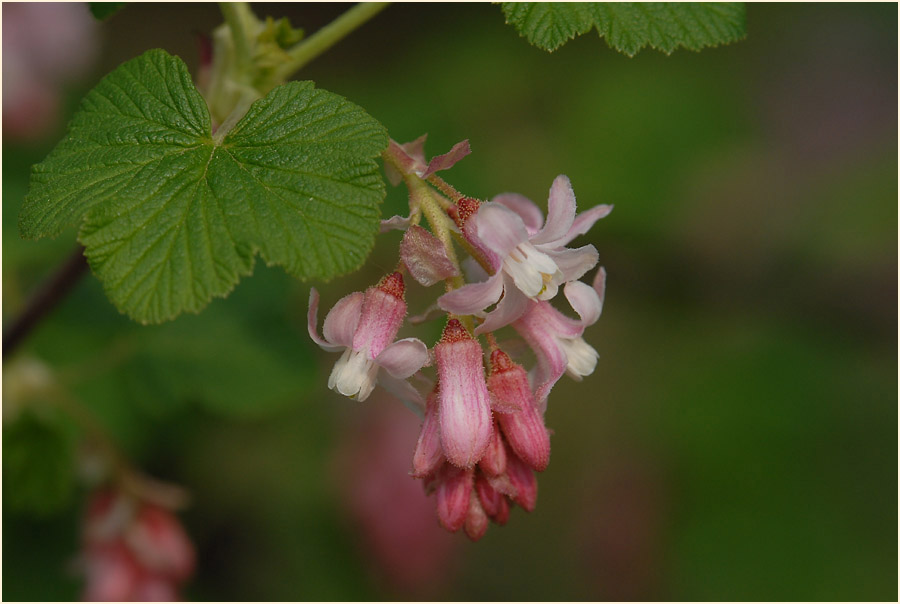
[489,350,551,472]
[435,465,473,532]
[464,490,489,541]
[435,319,492,468]
[477,420,507,478]
[475,473,509,526]
[411,389,443,478]
[505,447,538,512]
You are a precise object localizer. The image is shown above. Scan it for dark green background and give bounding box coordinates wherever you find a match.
[4,3,896,601]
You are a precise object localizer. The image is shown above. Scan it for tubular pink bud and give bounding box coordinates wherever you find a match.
[506,447,538,512]
[435,465,473,532]
[435,319,493,468]
[489,350,551,472]
[464,490,489,541]
[411,390,443,478]
[475,473,509,526]
[352,274,407,358]
[478,420,507,478]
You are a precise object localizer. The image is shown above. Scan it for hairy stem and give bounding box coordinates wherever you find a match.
[275,2,390,82]
[3,246,89,360]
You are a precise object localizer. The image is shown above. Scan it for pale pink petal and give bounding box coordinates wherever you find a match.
[376,338,429,379]
[472,203,530,259]
[378,373,425,409]
[547,203,613,247]
[380,214,410,232]
[401,225,459,286]
[320,290,364,349]
[422,139,470,178]
[308,289,348,352]
[563,280,603,327]
[545,244,598,283]
[473,276,530,335]
[492,193,544,235]
[530,175,576,246]
[400,133,428,164]
[437,272,504,315]
[593,266,607,313]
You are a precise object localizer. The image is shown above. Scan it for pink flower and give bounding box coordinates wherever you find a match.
[308,272,428,402]
[79,489,194,602]
[513,268,607,407]
[434,319,493,468]
[438,175,612,334]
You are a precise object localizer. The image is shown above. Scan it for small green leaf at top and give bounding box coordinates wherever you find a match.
[89,2,126,21]
[501,2,747,56]
[20,49,388,324]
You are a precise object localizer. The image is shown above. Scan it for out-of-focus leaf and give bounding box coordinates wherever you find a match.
[501,3,747,56]
[89,2,125,21]
[3,411,76,515]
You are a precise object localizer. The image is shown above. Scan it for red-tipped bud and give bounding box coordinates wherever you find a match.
[488,351,551,472]
[464,490,489,541]
[451,197,481,229]
[440,318,471,343]
[506,447,538,512]
[435,465,473,532]
[377,271,405,300]
[411,390,443,478]
[478,420,507,478]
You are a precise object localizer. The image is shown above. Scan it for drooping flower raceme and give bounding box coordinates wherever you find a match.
[309,137,613,541]
[438,175,612,334]
[308,272,428,402]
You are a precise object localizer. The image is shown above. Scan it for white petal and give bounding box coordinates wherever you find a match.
[559,337,599,379]
[545,245,598,283]
[328,348,379,401]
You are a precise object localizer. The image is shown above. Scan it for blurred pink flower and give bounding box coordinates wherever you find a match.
[3,3,99,141]
[79,489,194,602]
[334,398,459,597]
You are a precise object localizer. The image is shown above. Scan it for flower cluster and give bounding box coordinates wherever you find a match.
[309,137,611,540]
[78,489,195,601]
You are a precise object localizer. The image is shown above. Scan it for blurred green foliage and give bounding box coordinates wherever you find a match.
[3,2,896,601]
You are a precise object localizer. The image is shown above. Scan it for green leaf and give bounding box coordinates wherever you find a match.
[3,412,76,516]
[89,2,126,21]
[501,2,747,56]
[21,49,388,324]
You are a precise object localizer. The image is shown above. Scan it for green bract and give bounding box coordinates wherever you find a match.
[21,49,388,324]
[501,2,747,56]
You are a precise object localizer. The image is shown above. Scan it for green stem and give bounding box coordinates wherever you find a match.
[219,2,256,79]
[275,2,390,81]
